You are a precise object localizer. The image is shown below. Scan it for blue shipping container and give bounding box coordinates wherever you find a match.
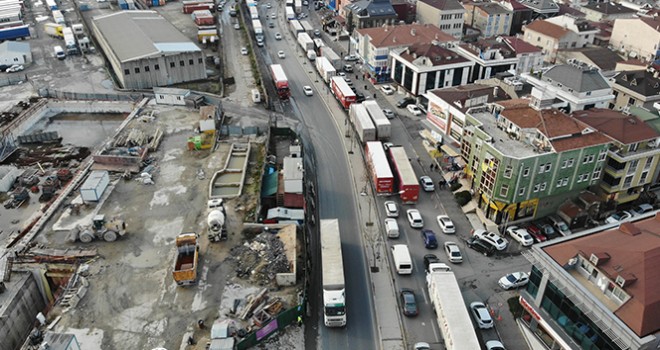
[0,24,30,41]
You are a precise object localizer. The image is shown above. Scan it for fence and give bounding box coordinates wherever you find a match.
[0,74,27,88]
[236,304,305,350]
[37,88,147,102]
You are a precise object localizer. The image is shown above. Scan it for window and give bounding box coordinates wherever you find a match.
[519,188,525,196]
[170,62,175,68]
[611,286,628,302]
[583,155,589,164]
[539,164,545,173]
[598,150,607,161]
[562,178,568,186]
[592,167,602,179]
[623,174,633,188]
[629,143,639,152]
[500,184,509,197]
[556,179,563,187]
[645,157,653,169]
[628,97,636,106]
[145,66,150,72]
[539,182,546,191]
[504,165,512,178]
[561,160,567,169]
[155,64,160,70]
[640,171,649,183]
[180,60,185,67]
[545,163,551,172]
[588,155,595,163]
[567,158,574,167]
[189,59,194,65]
[523,167,530,176]
[533,184,540,192]
[629,159,639,172]
[124,69,130,75]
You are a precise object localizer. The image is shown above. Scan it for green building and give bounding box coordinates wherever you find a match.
[461,99,611,224]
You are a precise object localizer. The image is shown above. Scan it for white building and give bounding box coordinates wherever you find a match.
[0,41,31,66]
[153,87,190,106]
[415,0,465,39]
[610,16,660,63]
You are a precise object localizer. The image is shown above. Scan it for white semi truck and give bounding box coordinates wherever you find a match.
[320,219,347,327]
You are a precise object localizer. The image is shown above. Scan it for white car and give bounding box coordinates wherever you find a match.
[407,104,422,116]
[486,340,506,350]
[470,301,493,329]
[498,272,530,290]
[505,226,534,246]
[234,23,240,29]
[414,343,430,350]
[436,215,455,234]
[344,54,359,61]
[303,85,313,96]
[406,209,423,228]
[384,201,399,217]
[443,241,463,263]
[266,3,272,8]
[240,47,248,55]
[277,50,286,59]
[271,13,276,19]
[473,229,508,251]
[5,64,24,73]
[419,176,434,192]
[605,210,632,224]
[380,84,395,95]
[275,32,282,40]
[382,109,395,119]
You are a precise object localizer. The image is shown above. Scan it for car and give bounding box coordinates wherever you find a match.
[548,215,571,236]
[385,218,400,238]
[256,39,264,47]
[486,340,506,350]
[505,226,534,246]
[406,209,423,228]
[277,50,286,58]
[217,4,223,11]
[407,104,422,116]
[356,92,368,103]
[498,271,530,290]
[443,241,463,263]
[384,201,398,217]
[473,229,508,251]
[266,3,272,8]
[269,22,275,28]
[344,77,352,84]
[467,236,495,256]
[470,301,494,329]
[605,210,632,224]
[631,203,654,215]
[314,29,321,37]
[413,343,431,350]
[344,54,359,61]
[380,84,395,95]
[525,223,547,243]
[382,142,395,150]
[399,289,418,317]
[419,176,434,191]
[271,13,276,19]
[337,71,346,77]
[396,97,414,108]
[382,109,395,119]
[303,0,308,5]
[0,64,10,71]
[234,23,240,29]
[303,85,313,96]
[421,229,438,249]
[5,64,24,73]
[436,215,455,234]
[423,253,440,272]
[240,47,248,55]
[343,64,353,72]
[535,221,558,239]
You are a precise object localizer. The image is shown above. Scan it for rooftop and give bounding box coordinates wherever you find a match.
[639,16,660,33]
[0,41,30,54]
[572,108,660,144]
[524,19,569,39]
[614,70,660,98]
[543,61,612,93]
[459,38,518,60]
[469,2,511,14]
[517,0,559,13]
[346,0,397,17]
[500,36,543,54]
[582,2,636,15]
[428,84,501,112]
[561,47,621,72]
[357,23,456,48]
[398,43,469,66]
[417,0,464,11]
[468,108,539,158]
[543,214,660,337]
[558,4,585,17]
[92,11,201,62]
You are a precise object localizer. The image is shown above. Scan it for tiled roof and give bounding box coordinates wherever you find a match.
[543,214,660,337]
[505,0,530,11]
[347,0,397,17]
[572,108,660,144]
[357,24,456,48]
[417,0,464,11]
[471,2,511,15]
[582,2,636,15]
[563,47,621,71]
[501,36,542,54]
[399,43,469,66]
[517,0,559,12]
[558,4,585,17]
[428,84,498,112]
[543,63,611,93]
[524,20,569,39]
[640,16,660,33]
[614,70,660,98]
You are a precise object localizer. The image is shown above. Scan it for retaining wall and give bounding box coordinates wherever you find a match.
[0,271,46,350]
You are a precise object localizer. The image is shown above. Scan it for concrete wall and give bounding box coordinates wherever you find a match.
[0,271,47,350]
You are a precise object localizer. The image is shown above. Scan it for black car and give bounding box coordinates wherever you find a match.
[396,97,415,108]
[356,92,366,103]
[467,236,495,256]
[423,254,440,272]
[399,288,418,317]
[0,64,10,72]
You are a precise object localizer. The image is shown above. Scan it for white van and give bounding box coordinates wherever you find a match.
[54,45,65,60]
[251,89,261,103]
[391,244,412,275]
[385,218,399,238]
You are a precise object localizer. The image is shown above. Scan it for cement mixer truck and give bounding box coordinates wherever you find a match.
[207,199,228,242]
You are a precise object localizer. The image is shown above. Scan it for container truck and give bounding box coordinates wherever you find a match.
[51,9,64,24]
[289,19,303,35]
[320,46,341,69]
[330,76,356,109]
[320,219,347,327]
[63,27,78,55]
[285,0,294,6]
[249,6,258,19]
[173,232,199,286]
[426,270,481,350]
[0,24,29,41]
[192,9,214,25]
[349,103,376,143]
[183,2,213,13]
[388,146,419,203]
[270,64,291,100]
[252,19,263,40]
[313,38,324,55]
[315,56,336,83]
[294,0,301,13]
[363,100,391,140]
[299,19,313,36]
[44,22,63,38]
[285,6,295,20]
[365,141,394,193]
[297,32,313,51]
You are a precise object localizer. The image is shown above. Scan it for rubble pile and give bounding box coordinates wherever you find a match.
[229,232,290,283]
[6,145,89,167]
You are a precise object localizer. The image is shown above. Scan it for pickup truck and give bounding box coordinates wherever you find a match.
[173,233,199,286]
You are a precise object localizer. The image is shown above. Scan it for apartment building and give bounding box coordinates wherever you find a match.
[415,0,465,39]
[523,15,598,63]
[464,2,513,38]
[610,16,660,63]
[611,70,660,111]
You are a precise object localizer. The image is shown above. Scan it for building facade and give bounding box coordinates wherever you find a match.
[342,0,398,30]
[610,17,660,63]
[498,0,534,36]
[415,0,464,39]
[611,70,660,111]
[523,15,597,63]
[455,38,519,82]
[0,41,31,66]
[464,2,513,38]
[580,2,636,22]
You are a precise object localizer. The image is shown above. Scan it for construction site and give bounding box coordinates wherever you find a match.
[0,94,308,350]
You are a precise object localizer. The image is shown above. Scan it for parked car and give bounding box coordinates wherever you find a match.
[344,54,359,61]
[535,221,558,239]
[470,301,493,329]
[631,203,654,215]
[356,92,366,103]
[525,223,547,243]
[605,211,632,224]
[400,288,418,317]
[303,86,313,96]
[466,236,495,256]
[407,104,422,116]
[382,109,395,119]
[498,272,530,290]
[473,229,508,251]
[269,22,275,28]
[384,201,399,217]
[443,241,463,263]
[6,64,24,73]
[505,226,534,247]
[436,215,455,234]
[423,253,440,272]
[380,84,395,95]
[421,229,438,249]
[414,343,431,350]
[419,176,434,192]
[486,340,506,350]
[548,215,571,236]
[0,64,10,71]
[396,97,414,108]
[343,64,353,72]
[407,209,423,228]
[385,218,400,239]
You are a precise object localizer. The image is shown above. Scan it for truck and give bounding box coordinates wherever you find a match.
[207,199,227,242]
[363,100,391,140]
[315,56,336,83]
[0,23,29,41]
[426,269,481,350]
[320,219,347,327]
[320,46,341,69]
[299,19,314,36]
[388,146,419,203]
[183,2,213,13]
[365,141,394,193]
[192,9,215,25]
[349,103,376,143]
[270,64,291,100]
[294,0,302,13]
[289,19,303,36]
[67,215,127,243]
[249,6,258,19]
[51,9,64,24]
[173,232,199,286]
[285,0,294,7]
[313,38,324,55]
[330,76,356,109]
[285,6,295,20]
[297,32,313,51]
[45,22,64,38]
[62,26,78,55]
[252,19,263,40]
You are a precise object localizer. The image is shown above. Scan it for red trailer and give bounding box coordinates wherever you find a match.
[192,10,215,25]
[365,141,393,194]
[330,76,356,109]
[388,146,419,203]
[270,64,291,100]
[183,3,213,14]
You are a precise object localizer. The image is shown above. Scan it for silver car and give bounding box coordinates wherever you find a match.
[443,241,463,263]
[384,201,399,217]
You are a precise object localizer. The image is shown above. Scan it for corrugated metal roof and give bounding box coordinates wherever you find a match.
[0,41,30,55]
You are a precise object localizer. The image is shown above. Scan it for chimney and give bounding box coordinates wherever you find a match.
[619,222,641,236]
[411,29,416,36]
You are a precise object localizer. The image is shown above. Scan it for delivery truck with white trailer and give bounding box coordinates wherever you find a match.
[320,46,341,69]
[315,56,336,84]
[297,32,314,51]
[321,219,347,327]
[363,100,391,140]
[349,103,376,143]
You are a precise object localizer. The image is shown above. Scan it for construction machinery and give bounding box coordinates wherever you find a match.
[207,199,227,242]
[67,214,127,243]
[173,232,199,286]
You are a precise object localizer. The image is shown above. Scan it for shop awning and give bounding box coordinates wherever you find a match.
[441,144,460,157]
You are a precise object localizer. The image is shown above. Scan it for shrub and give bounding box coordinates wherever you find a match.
[450,182,462,192]
[454,190,471,206]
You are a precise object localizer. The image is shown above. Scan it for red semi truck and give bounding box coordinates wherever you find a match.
[388,146,419,203]
[270,64,291,100]
[365,141,394,194]
[330,76,356,109]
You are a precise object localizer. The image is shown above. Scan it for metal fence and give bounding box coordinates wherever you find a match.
[236,304,305,350]
[37,88,147,102]
[0,74,27,88]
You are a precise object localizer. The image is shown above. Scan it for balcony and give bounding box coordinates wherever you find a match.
[608,144,660,162]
